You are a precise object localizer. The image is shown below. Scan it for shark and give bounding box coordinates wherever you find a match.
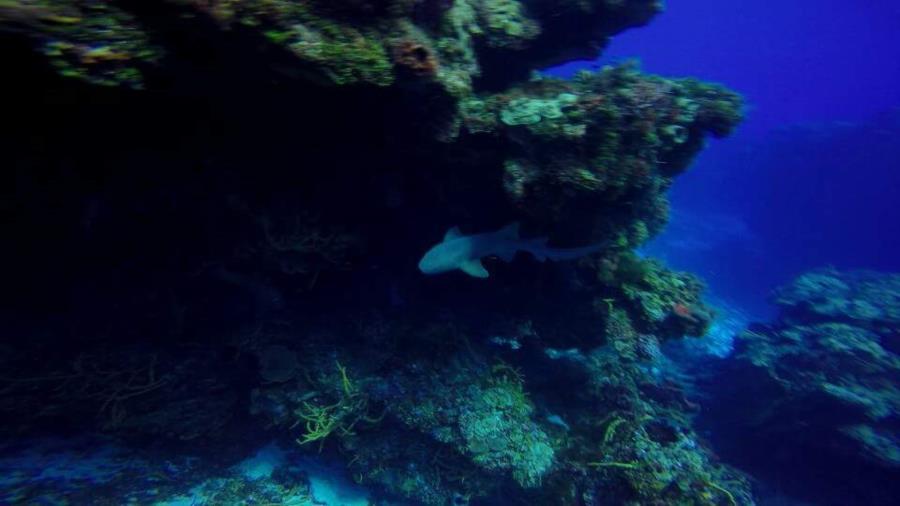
[418,223,606,278]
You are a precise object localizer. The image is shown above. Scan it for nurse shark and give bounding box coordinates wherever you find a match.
[418,223,606,278]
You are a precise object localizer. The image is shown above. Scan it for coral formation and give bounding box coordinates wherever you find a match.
[386,358,555,488]
[1,0,750,504]
[0,0,160,88]
[0,0,663,94]
[460,64,742,226]
[240,312,755,505]
[703,268,900,505]
[475,0,540,49]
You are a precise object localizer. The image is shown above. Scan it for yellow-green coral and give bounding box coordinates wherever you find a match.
[587,461,640,470]
[603,416,627,444]
[475,0,540,48]
[285,23,394,86]
[499,93,578,126]
[294,399,344,446]
[292,361,378,450]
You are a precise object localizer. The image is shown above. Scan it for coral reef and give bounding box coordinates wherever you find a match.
[566,347,753,506]
[773,268,900,329]
[462,65,741,213]
[1,0,750,504]
[702,268,900,505]
[0,0,663,94]
[0,1,160,87]
[385,358,555,489]
[240,311,754,505]
[0,341,243,441]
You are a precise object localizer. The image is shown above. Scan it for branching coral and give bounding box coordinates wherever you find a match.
[292,361,382,451]
[0,352,168,430]
[602,416,627,444]
[0,345,240,441]
[255,212,358,280]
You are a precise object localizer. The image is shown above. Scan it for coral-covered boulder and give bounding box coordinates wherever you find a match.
[773,268,900,332]
[702,268,900,505]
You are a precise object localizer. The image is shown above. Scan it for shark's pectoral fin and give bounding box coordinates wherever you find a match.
[460,259,489,278]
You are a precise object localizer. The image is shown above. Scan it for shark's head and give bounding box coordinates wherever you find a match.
[418,224,511,277]
[418,245,456,274]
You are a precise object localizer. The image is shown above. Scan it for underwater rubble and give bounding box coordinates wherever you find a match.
[701,268,900,506]
[2,1,753,505]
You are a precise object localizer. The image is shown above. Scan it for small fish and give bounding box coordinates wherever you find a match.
[418,223,605,278]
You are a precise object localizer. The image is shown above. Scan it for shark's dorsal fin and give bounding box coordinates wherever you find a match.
[444,226,463,242]
[497,222,520,240]
[460,259,489,278]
